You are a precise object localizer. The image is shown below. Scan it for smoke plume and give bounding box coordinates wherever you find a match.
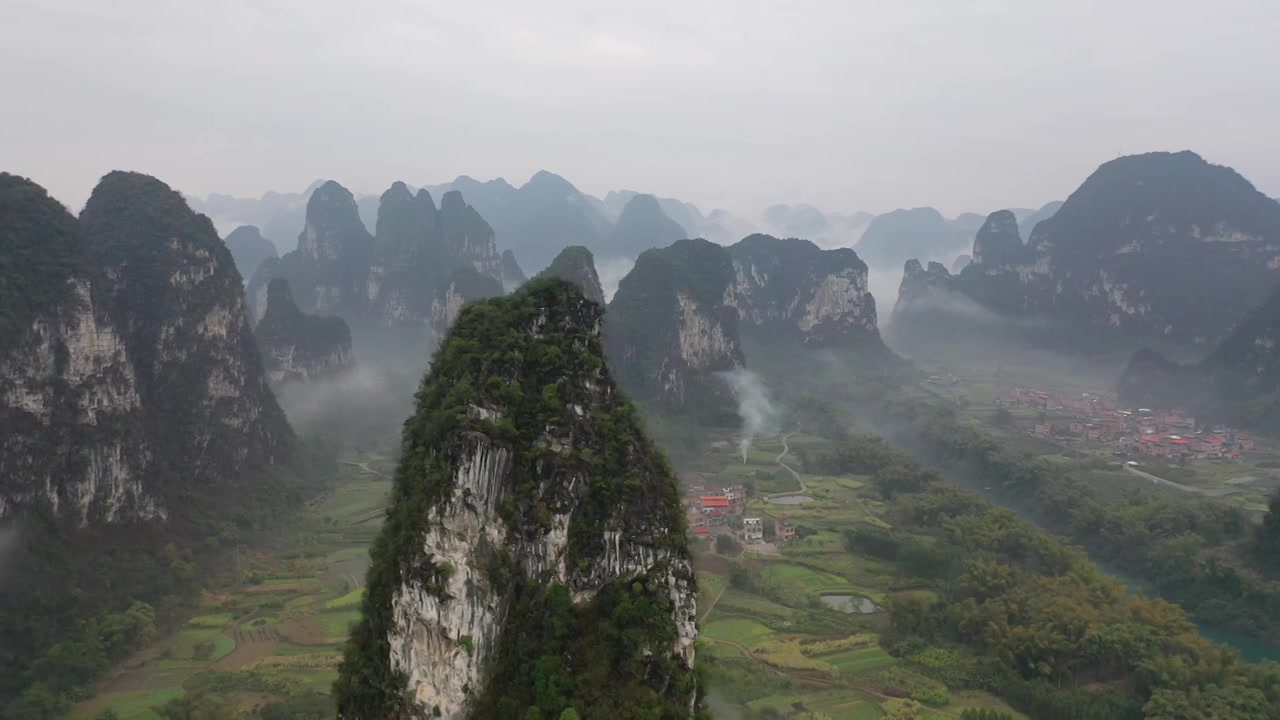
[718,369,777,463]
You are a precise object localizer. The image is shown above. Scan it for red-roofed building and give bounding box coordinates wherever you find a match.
[700,495,730,510]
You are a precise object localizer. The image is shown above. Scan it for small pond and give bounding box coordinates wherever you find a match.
[767,494,814,505]
[820,593,877,614]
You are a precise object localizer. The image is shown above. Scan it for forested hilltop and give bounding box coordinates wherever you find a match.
[335,278,700,719]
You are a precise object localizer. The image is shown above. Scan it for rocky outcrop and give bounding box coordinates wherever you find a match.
[249,181,508,340]
[607,193,687,258]
[536,246,605,304]
[892,152,1280,350]
[247,180,374,323]
[223,225,278,281]
[335,279,697,720]
[606,239,744,411]
[1,171,299,524]
[256,279,353,384]
[725,234,887,350]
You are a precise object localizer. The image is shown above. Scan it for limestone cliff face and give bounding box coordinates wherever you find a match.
[0,174,155,522]
[335,279,697,719]
[893,152,1280,349]
[82,172,296,512]
[256,279,353,384]
[536,245,605,304]
[725,234,884,348]
[607,238,745,411]
[0,171,297,524]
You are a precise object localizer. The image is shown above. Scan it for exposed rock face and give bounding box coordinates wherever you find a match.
[256,279,353,384]
[970,210,1024,266]
[223,225,278,281]
[536,246,605,304]
[83,172,297,514]
[247,181,374,323]
[335,279,697,719]
[725,234,886,349]
[1,171,298,524]
[607,193,687,258]
[893,259,955,318]
[499,250,526,291]
[0,174,153,522]
[1120,282,1280,429]
[892,152,1280,350]
[606,239,745,411]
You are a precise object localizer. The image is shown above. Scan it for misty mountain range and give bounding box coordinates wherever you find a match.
[188,172,1042,287]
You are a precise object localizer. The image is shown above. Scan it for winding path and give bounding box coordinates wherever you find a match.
[1122,464,1242,498]
[765,430,807,499]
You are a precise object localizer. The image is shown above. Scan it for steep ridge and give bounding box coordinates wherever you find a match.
[247,180,374,323]
[893,152,1280,351]
[537,245,606,304]
[222,224,278,282]
[256,278,354,384]
[0,171,312,709]
[606,238,745,412]
[248,181,506,343]
[334,278,697,719]
[499,249,526,291]
[725,234,888,352]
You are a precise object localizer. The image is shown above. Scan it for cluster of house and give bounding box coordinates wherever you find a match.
[1000,388,1254,459]
[683,484,746,537]
[1125,427,1253,458]
[682,483,797,543]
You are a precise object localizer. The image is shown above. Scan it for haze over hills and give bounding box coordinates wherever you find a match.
[891,151,1280,356]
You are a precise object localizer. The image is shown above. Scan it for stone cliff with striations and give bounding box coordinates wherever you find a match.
[334,278,698,719]
[606,238,745,412]
[725,234,887,352]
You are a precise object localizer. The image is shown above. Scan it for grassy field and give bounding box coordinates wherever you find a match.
[72,452,394,719]
[695,429,1029,719]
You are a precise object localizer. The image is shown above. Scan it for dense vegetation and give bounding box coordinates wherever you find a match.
[810,435,1280,719]
[0,173,87,340]
[835,396,1280,643]
[335,278,697,719]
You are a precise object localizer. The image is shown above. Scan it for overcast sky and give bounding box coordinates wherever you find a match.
[2,0,1277,218]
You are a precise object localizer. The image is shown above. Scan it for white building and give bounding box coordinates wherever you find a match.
[743,517,763,543]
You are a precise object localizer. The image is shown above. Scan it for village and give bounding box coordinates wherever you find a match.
[679,481,798,546]
[998,386,1254,459]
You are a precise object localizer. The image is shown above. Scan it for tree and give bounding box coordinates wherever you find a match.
[715,533,743,556]
[155,693,236,720]
[882,698,924,720]
[991,408,1014,427]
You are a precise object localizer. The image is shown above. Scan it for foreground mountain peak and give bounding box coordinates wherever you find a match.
[335,278,697,719]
